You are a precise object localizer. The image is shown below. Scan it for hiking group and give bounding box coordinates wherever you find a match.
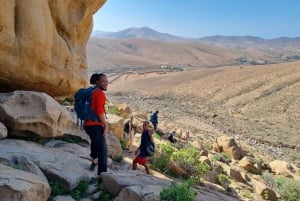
[74,73,158,180]
[74,72,191,177]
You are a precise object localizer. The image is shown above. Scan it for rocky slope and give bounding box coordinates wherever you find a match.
[106,61,300,166]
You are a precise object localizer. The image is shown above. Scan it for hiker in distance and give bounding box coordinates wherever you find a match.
[150,110,159,131]
[83,73,108,183]
[168,131,177,143]
[132,121,154,174]
[124,115,134,153]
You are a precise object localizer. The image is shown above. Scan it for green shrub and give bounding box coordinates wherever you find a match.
[58,135,82,144]
[108,106,120,115]
[217,174,231,191]
[212,152,231,164]
[153,132,161,139]
[172,147,210,182]
[274,177,300,201]
[48,181,66,201]
[159,143,178,158]
[150,143,177,173]
[70,180,89,200]
[120,138,126,150]
[150,155,169,172]
[159,180,197,201]
[263,172,300,201]
[262,171,275,187]
[12,164,23,170]
[59,98,73,106]
[97,189,114,201]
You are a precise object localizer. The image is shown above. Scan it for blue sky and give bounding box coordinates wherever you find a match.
[93,0,300,39]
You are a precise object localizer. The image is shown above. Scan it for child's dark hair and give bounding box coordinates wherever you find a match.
[90,73,106,85]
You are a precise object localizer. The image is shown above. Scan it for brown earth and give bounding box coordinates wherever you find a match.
[106,61,300,166]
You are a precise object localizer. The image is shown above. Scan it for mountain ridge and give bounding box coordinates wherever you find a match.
[92,26,300,41]
[88,27,300,73]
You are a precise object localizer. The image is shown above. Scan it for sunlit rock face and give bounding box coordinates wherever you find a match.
[0,0,106,98]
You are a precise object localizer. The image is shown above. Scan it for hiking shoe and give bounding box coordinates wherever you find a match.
[90,162,97,171]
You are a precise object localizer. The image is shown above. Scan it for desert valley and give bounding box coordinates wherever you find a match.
[88,27,300,166]
[3,2,300,200]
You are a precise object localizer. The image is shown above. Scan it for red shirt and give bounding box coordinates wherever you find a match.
[84,88,106,126]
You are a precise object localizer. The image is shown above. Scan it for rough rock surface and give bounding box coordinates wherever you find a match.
[0,91,88,140]
[0,0,106,97]
[0,163,51,201]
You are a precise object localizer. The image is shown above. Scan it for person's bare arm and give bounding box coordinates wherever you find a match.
[98,113,108,136]
[148,128,154,143]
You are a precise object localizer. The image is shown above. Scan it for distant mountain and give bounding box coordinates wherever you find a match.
[92,27,184,41]
[86,37,241,72]
[88,27,300,72]
[197,35,300,50]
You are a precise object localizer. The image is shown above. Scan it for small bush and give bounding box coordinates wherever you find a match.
[151,155,169,172]
[153,132,161,139]
[48,181,66,201]
[150,143,177,174]
[274,177,300,201]
[97,189,114,201]
[159,180,197,201]
[217,174,231,191]
[263,172,300,201]
[108,106,120,115]
[159,143,178,157]
[59,98,73,106]
[12,164,23,170]
[212,152,231,164]
[70,180,89,200]
[120,138,126,150]
[172,147,210,182]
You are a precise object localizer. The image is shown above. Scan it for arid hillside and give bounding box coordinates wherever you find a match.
[87,28,300,74]
[87,37,247,72]
[106,61,300,165]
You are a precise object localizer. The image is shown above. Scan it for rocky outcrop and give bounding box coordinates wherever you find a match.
[107,114,124,140]
[0,0,106,98]
[0,139,95,192]
[0,163,51,201]
[101,170,171,197]
[0,91,88,140]
[269,160,296,177]
[213,135,244,160]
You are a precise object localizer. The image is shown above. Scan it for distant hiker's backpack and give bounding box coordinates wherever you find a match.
[149,113,154,122]
[74,87,99,125]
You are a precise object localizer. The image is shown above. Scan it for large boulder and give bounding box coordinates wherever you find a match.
[101,170,171,197]
[107,114,125,140]
[0,0,106,97]
[213,135,243,160]
[0,163,51,201]
[0,139,95,192]
[0,91,88,140]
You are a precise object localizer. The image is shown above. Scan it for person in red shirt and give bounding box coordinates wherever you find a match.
[83,73,108,183]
